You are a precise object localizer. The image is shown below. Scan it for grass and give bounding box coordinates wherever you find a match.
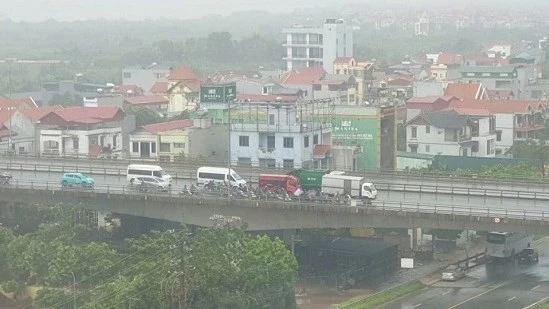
[337,281,424,309]
[533,234,548,241]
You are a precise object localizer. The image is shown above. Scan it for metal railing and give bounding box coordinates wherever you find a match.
[2,181,549,222]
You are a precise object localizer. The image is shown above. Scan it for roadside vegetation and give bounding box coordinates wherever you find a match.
[337,281,424,309]
[0,204,298,309]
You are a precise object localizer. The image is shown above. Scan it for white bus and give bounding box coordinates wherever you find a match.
[486,232,533,259]
[196,167,246,188]
[127,164,172,185]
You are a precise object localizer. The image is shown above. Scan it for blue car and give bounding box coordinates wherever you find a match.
[61,173,95,188]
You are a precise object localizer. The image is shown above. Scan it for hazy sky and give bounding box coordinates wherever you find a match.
[1,0,340,21]
[1,0,544,22]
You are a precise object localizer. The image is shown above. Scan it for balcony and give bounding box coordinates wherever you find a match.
[515,123,545,132]
[232,122,331,133]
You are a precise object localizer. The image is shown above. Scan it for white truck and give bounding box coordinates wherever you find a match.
[321,172,378,200]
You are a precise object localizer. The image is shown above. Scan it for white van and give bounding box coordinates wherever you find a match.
[127,164,172,185]
[196,167,246,188]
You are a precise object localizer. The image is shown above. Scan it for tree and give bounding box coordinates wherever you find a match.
[134,108,165,127]
[49,92,82,107]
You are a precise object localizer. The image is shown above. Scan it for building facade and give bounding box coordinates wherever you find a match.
[283,18,353,73]
[122,65,172,93]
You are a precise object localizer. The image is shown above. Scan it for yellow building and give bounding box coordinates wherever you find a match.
[333,57,376,104]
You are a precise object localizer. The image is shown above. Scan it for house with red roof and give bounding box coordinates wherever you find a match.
[166,66,201,114]
[129,118,228,162]
[38,107,126,157]
[445,100,545,154]
[0,97,38,111]
[280,67,326,100]
[405,96,460,121]
[444,83,487,100]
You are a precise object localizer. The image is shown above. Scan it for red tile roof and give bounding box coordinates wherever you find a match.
[487,89,514,98]
[334,57,354,64]
[313,145,331,156]
[407,96,460,112]
[40,107,124,125]
[21,106,64,122]
[447,100,543,114]
[437,53,462,65]
[142,119,194,134]
[124,95,169,106]
[167,66,200,81]
[0,110,15,125]
[444,83,483,100]
[236,94,299,103]
[0,128,16,138]
[445,107,492,116]
[407,96,459,104]
[0,97,38,110]
[150,82,170,94]
[114,85,144,96]
[280,67,326,85]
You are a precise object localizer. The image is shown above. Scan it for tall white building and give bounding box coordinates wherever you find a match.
[283,18,353,74]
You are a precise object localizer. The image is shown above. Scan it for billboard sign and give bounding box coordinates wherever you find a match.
[200,83,236,103]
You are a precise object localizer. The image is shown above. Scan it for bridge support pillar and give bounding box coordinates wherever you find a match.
[409,228,423,250]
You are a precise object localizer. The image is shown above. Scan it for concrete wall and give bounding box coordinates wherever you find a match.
[397,153,433,170]
[495,113,514,153]
[188,124,228,161]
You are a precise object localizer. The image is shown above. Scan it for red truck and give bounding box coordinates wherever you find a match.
[258,174,302,195]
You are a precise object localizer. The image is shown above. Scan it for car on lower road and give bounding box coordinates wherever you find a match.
[130,176,170,192]
[441,265,465,281]
[518,248,539,264]
[61,173,95,188]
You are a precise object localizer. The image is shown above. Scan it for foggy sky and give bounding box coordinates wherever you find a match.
[1,0,546,22]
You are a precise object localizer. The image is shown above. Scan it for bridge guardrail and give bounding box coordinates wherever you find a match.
[1,154,548,188]
[2,181,549,223]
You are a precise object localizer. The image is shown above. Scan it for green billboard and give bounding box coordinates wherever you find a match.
[330,117,380,171]
[200,83,236,103]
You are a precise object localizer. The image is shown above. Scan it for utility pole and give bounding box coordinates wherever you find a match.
[70,271,76,309]
[227,97,232,201]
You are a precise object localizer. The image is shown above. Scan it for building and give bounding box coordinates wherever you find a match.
[38,107,125,157]
[113,85,144,97]
[282,18,353,73]
[333,57,376,104]
[123,95,170,114]
[129,119,228,162]
[230,101,332,169]
[459,66,521,98]
[166,66,201,114]
[406,110,496,157]
[430,53,463,82]
[415,17,429,36]
[487,44,512,59]
[314,74,357,104]
[486,89,514,100]
[122,64,172,92]
[448,100,545,155]
[405,96,459,121]
[280,67,326,100]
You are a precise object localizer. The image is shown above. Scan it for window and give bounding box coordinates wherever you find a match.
[173,142,185,148]
[100,136,105,146]
[349,94,355,102]
[313,134,319,145]
[132,142,139,153]
[496,131,502,142]
[267,136,275,150]
[425,145,430,152]
[426,126,430,134]
[411,127,417,138]
[269,114,275,125]
[160,143,170,152]
[410,145,418,153]
[238,157,252,166]
[313,84,321,91]
[462,148,468,156]
[151,142,156,153]
[283,137,294,148]
[112,135,117,149]
[239,136,249,147]
[73,139,79,150]
[304,136,309,148]
[283,159,294,168]
[486,140,491,155]
[123,72,132,79]
[472,142,478,152]
[262,86,268,95]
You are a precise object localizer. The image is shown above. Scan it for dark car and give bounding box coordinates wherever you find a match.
[518,248,539,264]
[130,177,169,192]
[0,171,12,185]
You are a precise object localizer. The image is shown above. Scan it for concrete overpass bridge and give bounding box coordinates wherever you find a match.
[1,182,549,233]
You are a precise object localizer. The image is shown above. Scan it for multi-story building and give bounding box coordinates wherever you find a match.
[333,57,376,105]
[282,18,353,73]
[230,101,332,169]
[166,66,201,115]
[406,110,497,157]
[459,66,522,98]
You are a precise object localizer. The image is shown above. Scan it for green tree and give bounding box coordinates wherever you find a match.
[134,108,165,127]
